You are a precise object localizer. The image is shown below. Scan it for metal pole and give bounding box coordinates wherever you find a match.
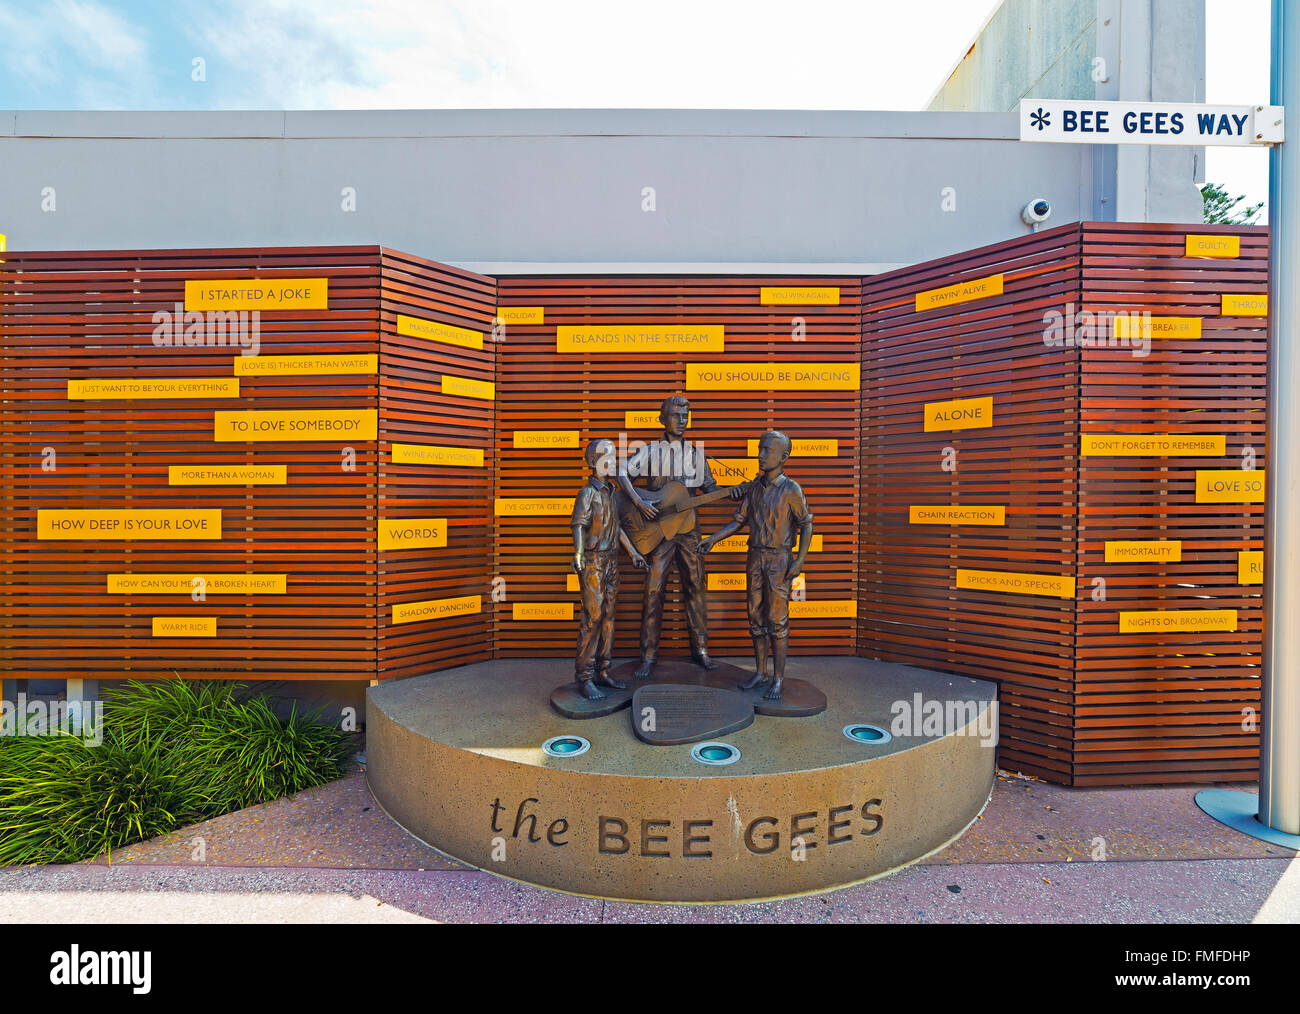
[1261,0,1300,836]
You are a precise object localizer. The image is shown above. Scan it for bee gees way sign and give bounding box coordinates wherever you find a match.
[1019,99,1284,147]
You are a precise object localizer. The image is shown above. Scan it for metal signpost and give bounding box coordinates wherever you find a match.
[1020,4,1299,844]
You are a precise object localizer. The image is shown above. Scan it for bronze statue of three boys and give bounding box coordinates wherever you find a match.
[569,395,814,703]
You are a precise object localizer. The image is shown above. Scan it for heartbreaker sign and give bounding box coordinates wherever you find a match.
[1020,100,1283,146]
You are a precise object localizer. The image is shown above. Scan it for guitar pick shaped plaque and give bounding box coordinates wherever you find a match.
[631,683,754,746]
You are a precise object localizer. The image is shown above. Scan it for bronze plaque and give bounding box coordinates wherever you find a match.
[631,683,754,745]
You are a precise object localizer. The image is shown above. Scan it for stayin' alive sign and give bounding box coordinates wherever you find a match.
[1019,99,1284,147]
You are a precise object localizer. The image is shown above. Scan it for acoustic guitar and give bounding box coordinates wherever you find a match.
[615,479,752,555]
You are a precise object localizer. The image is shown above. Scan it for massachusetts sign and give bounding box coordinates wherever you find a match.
[1019,99,1284,146]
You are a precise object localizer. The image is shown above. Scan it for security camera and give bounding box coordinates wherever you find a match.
[1022,198,1052,228]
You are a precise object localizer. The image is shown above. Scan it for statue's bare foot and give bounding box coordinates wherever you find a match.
[762,679,784,701]
[578,680,607,701]
[595,670,627,690]
[633,659,655,680]
[738,672,768,691]
[691,651,719,670]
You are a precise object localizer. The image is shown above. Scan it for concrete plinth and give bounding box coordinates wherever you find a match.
[367,655,997,903]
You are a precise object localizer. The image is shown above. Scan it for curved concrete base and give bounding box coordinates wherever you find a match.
[367,656,997,903]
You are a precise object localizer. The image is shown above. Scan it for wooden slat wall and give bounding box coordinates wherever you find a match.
[0,247,384,681]
[2,236,1271,787]
[493,275,862,660]
[1074,222,1267,785]
[377,249,497,678]
[859,226,1084,782]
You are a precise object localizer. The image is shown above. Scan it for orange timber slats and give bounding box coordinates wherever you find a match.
[859,225,1083,782]
[493,275,862,661]
[377,248,497,678]
[1074,222,1267,785]
[0,246,383,680]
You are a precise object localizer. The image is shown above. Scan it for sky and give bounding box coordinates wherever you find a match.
[0,0,1275,213]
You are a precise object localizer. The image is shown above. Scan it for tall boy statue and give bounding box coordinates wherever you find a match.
[699,430,813,701]
[571,438,647,700]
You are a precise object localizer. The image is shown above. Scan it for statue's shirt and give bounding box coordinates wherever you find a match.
[571,475,620,553]
[623,434,716,491]
[734,472,813,551]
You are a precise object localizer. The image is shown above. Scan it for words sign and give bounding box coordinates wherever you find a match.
[1020,100,1283,146]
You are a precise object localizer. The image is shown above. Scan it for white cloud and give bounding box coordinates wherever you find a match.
[178,0,1003,110]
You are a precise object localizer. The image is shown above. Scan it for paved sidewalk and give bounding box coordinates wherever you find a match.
[0,767,1294,923]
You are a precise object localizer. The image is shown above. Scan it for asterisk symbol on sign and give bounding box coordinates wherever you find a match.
[1030,107,1050,131]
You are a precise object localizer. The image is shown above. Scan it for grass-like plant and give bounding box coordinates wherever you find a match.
[0,734,189,865]
[0,679,355,865]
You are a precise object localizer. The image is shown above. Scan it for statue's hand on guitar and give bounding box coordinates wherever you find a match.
[634,495,659,520]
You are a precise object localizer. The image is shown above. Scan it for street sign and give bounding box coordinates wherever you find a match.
[1019,99,1284,146]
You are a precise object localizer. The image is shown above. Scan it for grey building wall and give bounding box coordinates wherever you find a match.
[927,0,1206,224]
[927,0,1101,113]
[0,109,1099,271]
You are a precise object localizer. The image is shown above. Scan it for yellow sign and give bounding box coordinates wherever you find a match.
[1222,294,1268,317]
[442,374,495,401]
[956,568,1075,598]
[497,306,544,324]
[625,410,690,428]
[152,616,217,637]
[68,378,239,400]
[214,409,377,441]
[1196,470,1265,503]
[184,278,328,310]
[1239,550,1263,585]
[759,287,840,305]
[915,273,1004,312]
[168,465,287,485]
[1186,234,1240,258]
[789,599,854,618]
[708,573,806,592]
[513,430,579,449]
[495,498,575,516]
[1113,316,1204,340]
[923,396,993,432]
[557,325,725,354]
[109,574,286,594]
[1080,434,1225,457]
[709,458,756,483]
[38,509,221,540]
[686,362,860,391]
[1119,610,1237,633]
[1105,541,1182,563]
[392,595,482,625]
[233,354,377,376]
[566,574,580,592]
[391,443,484,467]
[713,534,823,552]
[909,506,1005,526]
[512,602,573,621]
[745,438,838,457]
[378,518,447,552]
[396,315,484,350]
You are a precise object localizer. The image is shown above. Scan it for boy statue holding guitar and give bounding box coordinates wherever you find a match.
[616,395,748,680]
[571,439,648,700]
[700,430,814,701]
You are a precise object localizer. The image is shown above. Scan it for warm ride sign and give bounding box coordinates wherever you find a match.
[1019,100,1284,146]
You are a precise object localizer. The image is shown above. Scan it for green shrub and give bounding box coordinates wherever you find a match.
[0,734,191,865]
[0,680,355,865]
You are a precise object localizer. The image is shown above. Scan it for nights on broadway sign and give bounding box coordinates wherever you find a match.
[1019,100,1284,146]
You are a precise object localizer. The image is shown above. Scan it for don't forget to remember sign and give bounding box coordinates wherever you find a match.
[1019,99,1284,147]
